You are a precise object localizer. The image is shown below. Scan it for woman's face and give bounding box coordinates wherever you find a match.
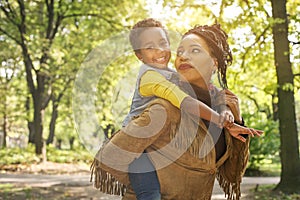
[175,33,217,87]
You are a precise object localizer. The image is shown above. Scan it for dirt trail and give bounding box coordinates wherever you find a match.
[0,162,279,200]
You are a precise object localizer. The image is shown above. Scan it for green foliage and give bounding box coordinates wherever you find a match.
[0,144,92,165]
[243,111,280,170]
[0,184,14,191]
[0,0,299,183]
[0,0,146,152]
[0,144,40,165]
[46,145,92,163]
[281,83,294,92]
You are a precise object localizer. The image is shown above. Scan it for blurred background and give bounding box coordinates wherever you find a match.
[0,0,299,198]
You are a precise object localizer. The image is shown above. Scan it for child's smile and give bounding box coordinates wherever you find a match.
[135,27,171,69]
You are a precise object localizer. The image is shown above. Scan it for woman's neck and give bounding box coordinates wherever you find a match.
[180,82,211,106]
[192,79,210,90]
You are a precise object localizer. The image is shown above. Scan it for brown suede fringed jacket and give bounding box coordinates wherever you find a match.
[91,89,250,200]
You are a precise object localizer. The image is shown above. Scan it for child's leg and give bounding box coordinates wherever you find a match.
[128,152,161,200]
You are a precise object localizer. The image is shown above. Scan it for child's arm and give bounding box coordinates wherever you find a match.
[140,71,262,141]
[140,70,225,127]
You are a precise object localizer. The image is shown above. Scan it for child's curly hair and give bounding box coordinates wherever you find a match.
[129,18,169,52]
[183,24,233,89]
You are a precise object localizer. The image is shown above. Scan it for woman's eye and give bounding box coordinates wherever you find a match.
[192,48,201,53]
[177,50,183,56]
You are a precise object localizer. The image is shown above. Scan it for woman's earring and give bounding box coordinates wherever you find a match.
[213,60,218,69]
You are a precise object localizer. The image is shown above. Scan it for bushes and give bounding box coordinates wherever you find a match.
[0,144,92,165]
[46,145,92,163]
[0,144,39,165]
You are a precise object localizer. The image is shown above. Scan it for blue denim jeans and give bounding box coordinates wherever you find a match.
[128,153,161,200]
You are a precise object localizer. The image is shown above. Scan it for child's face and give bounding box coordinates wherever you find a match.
[135,27,171,69]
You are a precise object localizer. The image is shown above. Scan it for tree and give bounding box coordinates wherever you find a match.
[0,38,25,148]
[0,67,13,148]
[0,0,138,154]
[1,0,75,154]
[270,0,300,193]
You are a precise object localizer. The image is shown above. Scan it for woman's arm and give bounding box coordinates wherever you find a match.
[215,88,263,141]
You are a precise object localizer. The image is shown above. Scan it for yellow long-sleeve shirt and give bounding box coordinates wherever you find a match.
[139,70,189,109]
[139,70,225,126]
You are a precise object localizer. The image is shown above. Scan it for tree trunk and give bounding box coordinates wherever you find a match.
[69,137,75,150]
[33,92,44,155]
[56,139,62,150]
[2,95,9,148]
[22,51,45,154]
[1,80,9,148]
[271,0,300,193]
[28,122,35,144]
[2,112,8,148]
[47,97,58,145]
[26,96,35,144]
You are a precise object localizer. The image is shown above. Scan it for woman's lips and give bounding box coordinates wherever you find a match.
[178,63,193,70]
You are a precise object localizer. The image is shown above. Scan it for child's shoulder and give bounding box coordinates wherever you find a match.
[139,64,173,74]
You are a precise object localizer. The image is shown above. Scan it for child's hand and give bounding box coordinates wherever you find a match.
[219,110,234,128]
[226,123,263,143]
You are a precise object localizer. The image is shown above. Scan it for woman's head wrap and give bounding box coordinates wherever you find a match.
[183,24,233,89]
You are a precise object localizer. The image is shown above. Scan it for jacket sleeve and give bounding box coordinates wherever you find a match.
[214,89,243,124]
[215,89,250,200]
[217,134,250,200]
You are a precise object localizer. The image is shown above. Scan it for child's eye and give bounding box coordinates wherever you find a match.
[146,46,154,49]
[160,41,169,48]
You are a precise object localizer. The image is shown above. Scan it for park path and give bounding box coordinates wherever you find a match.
[0,172,279,199]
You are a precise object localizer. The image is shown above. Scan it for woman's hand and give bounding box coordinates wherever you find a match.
[219,110,234,128]
[216,89,242,123]
[226,123,263,143]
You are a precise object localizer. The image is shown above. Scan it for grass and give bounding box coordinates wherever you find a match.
[246,160,281,177]
[0,183,14,192]
[251,185,300,200]
[0,184,36,200]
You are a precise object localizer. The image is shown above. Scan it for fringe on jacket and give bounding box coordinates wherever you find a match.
[90,94,249,200]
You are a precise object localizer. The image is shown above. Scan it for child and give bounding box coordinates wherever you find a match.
[123,18,234,200]
[123,18,232,128]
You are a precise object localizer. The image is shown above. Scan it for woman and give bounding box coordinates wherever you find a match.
[91,24,262,200]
